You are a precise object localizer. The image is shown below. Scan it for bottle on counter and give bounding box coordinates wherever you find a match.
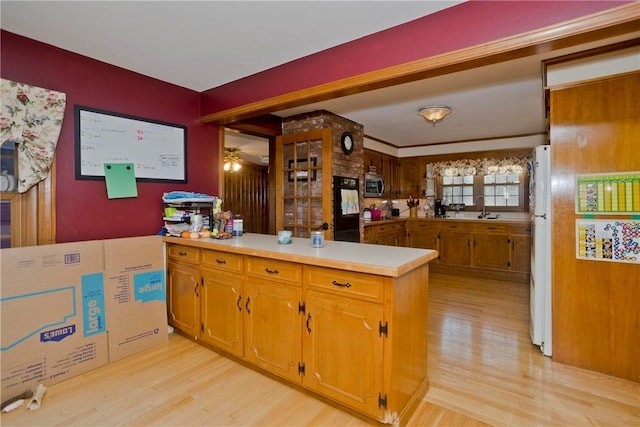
[232,214,243,236]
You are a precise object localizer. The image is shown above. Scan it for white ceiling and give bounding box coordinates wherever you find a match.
[2,1,637,165]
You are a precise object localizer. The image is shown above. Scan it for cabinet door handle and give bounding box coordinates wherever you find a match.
[332,280,352,288]
[216,258,227,264]
[306,313,312,334]
[245,296,251,314]
[194,283,199,298]
[179,251,187,257]
[265,268,279,275]
[236,295,242,312]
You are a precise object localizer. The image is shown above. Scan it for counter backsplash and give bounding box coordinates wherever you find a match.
[364,197,529,221]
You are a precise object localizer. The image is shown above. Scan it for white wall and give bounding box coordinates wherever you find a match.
[364,133,545,158]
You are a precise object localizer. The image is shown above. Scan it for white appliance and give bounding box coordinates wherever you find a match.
[530,145,552,356]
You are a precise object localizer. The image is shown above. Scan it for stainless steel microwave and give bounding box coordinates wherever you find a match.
[364,172,385,197]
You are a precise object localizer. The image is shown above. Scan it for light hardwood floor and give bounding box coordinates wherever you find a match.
[2,272,638,426]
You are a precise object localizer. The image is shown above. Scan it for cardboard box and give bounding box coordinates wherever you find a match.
[0,241,109,402]
[103,235,168,362]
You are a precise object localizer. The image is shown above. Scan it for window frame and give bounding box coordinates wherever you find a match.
[437,173,529,213]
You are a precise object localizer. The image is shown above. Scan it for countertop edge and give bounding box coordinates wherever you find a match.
[163,235,437,277]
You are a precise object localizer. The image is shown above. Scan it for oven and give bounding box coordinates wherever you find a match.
[333,176,360,243]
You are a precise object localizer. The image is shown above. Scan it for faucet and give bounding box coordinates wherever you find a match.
[475,196,488,218]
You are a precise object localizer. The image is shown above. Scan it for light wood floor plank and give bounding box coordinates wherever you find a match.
[1,272,638,426]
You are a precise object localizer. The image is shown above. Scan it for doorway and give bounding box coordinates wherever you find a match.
[222,128,272,234]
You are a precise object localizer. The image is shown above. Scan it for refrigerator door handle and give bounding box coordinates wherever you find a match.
[533,214,547,219]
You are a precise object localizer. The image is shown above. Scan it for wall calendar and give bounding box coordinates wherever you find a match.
[576,219,640,264]
[576,172,640,214]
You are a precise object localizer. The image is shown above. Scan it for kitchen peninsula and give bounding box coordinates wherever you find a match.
[163,233,436,425]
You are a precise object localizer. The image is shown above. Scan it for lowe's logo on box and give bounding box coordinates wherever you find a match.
[134,270,165,303]
[81,272,106,337]
[41,325,76,343]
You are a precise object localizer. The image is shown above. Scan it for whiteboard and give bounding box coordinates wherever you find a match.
[75,106,187,182]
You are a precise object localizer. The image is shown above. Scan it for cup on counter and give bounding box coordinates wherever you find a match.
[277,230,292,244]
[311,230,325,248]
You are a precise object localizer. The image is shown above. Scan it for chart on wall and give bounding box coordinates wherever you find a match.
[576,172,640,214]
[576,219,640,264]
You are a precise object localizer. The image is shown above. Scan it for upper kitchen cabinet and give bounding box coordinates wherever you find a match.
[398,157,423,198]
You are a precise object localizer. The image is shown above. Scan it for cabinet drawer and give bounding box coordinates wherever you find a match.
[305,266,383,303]
[471,223,509,234]
[510,222,532,234]
[246,257,302,285]
[201,250,243,274]
[167,244,200,264]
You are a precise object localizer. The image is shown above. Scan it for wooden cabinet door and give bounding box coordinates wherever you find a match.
[398,157,422,198]
[407,222,439,252]
[396,223,406,247]
[363,225,377,244]
[244,279,302,383]
[200,268,244,357]
[438,231,471,266]
[511,233,531,273]
[385,155,399,197]
[167,261,201,339]
[375,225,396,246]
[472,233,511,270]
[303,289,384,418]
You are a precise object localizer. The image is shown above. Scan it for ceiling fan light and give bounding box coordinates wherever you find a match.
[418,106,451,126]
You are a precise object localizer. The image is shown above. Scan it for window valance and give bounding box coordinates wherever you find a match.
[431,156,531,177]
[1,79,66,193]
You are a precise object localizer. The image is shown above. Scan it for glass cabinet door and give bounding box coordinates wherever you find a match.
[1,141,56,248]
[1,142,18,248]
[275,129,333,238]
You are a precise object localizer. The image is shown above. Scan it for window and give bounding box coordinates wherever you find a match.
[433,159,529,213]
[483,173,521,207]
[441,174,474,206]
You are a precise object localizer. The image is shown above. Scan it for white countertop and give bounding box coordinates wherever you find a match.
[164,233,437,277]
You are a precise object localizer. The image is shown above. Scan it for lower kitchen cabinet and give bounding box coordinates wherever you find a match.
[438,227,472,267]
[364,221,406,246]
[303,288,384,417]
[471,224,511,270]
[244,277,302,383]
[510,224,532,273]
[405,219,531,280]
[200,268,243,356]
[406,221,439,256]
[167,244,202,339]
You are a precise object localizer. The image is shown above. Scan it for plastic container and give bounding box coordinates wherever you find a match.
[232,215,243,236]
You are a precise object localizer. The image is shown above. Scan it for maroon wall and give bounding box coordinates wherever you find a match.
[1,31,220,243]
[201,0,630,114]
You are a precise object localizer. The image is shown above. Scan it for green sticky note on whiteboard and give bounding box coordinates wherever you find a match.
[104,163,138,199]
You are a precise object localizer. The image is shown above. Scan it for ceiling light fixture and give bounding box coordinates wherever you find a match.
[223,149,242,172]
[418,106,451,126]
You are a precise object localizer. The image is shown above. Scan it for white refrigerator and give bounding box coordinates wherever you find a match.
[529,145,552,356]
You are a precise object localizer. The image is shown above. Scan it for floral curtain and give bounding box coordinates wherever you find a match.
[431,156,531,177]
[0,79,66,193]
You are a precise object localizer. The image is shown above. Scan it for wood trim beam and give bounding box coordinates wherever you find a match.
[201,4,639,126]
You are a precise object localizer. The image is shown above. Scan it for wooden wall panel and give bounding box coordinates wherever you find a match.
[550,72,640,382]
[223,163,269,235]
